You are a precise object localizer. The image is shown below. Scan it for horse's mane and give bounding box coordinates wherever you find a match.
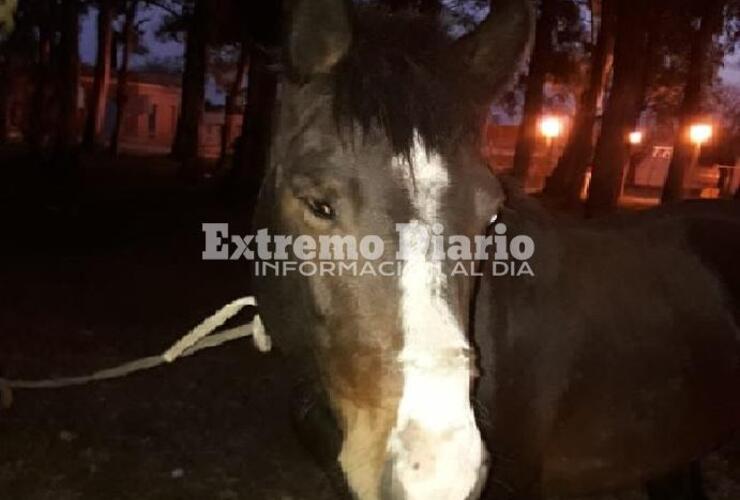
[332,8,489,157]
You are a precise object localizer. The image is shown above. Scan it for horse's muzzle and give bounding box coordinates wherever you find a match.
[379,441,489,500]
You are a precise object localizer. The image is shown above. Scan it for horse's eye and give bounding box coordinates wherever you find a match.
[303,197,336,220]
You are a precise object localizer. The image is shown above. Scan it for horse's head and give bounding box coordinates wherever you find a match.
[254,1,532,498]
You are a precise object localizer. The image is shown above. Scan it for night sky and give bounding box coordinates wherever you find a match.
[80,7,182,69]
[78,6,740,99]
[79,6,227,104]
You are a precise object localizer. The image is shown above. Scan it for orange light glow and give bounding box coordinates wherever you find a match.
[539,116,563,139]
[628,131,643,145]
[689,124,712,145]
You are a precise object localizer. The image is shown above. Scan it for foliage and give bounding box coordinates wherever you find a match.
[711,84,740,153]
[209,45,242,93]
[644,0,740,118]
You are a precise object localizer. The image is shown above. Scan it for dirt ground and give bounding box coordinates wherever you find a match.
[0,148,738,500]
[0,149,335,500]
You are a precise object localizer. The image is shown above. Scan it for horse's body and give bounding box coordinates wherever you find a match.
[252,1,740,498]
[474,198,740,498]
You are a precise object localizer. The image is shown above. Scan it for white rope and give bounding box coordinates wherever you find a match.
[0,296,272,394]
[162,296,256,362]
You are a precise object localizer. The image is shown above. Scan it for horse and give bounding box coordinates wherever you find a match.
[251,0,740,498]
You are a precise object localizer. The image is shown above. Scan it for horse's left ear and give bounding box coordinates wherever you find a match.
[286,0,352,77]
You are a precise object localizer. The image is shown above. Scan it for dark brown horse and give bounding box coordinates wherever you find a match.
[474,195,740,499]
[252,1,740,498]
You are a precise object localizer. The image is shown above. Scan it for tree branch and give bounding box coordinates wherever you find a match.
[143,0,181,18]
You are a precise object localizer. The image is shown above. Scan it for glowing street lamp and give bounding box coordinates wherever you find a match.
[681,123,714,198]
[539,116,563,140]
[539,116,563,171]
[623,131,644,193]
[689,123,713,146]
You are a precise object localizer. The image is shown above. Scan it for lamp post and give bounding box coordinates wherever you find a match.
[688,123,713,194]
[539,115,563,168]
[623,130,644,194]
[689,124,712,146]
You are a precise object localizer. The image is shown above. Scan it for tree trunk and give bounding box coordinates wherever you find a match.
[110,0,137,157]
[172,0,208,171]
[225,45,277,199]
[83,0,114,150]
[218,42,248,168]
[53,0,81,170]
[511,0,558,182]
[0,58,10,144]
[585,0,651,215]
[544,0,615,204]
[661,0,725,203]
[27,2,53,152]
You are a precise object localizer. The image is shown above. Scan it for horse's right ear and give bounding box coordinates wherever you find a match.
[286,0,352,77]
[453,0,534,100]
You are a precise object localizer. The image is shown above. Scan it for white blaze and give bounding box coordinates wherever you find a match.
[388,135,486,499]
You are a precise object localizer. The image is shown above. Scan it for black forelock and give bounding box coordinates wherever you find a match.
[330,8,489,157]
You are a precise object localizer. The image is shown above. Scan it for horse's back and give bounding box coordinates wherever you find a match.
[660,201,740,325]
[477,199,740,496]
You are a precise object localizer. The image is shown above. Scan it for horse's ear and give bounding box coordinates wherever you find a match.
[453,0,534,99]
[286,0,352,77]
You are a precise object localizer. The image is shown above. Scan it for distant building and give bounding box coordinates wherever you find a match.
[629,145,740,198]
[5,68,243,158]
[482,120,740,199]
[482,121,571,192]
